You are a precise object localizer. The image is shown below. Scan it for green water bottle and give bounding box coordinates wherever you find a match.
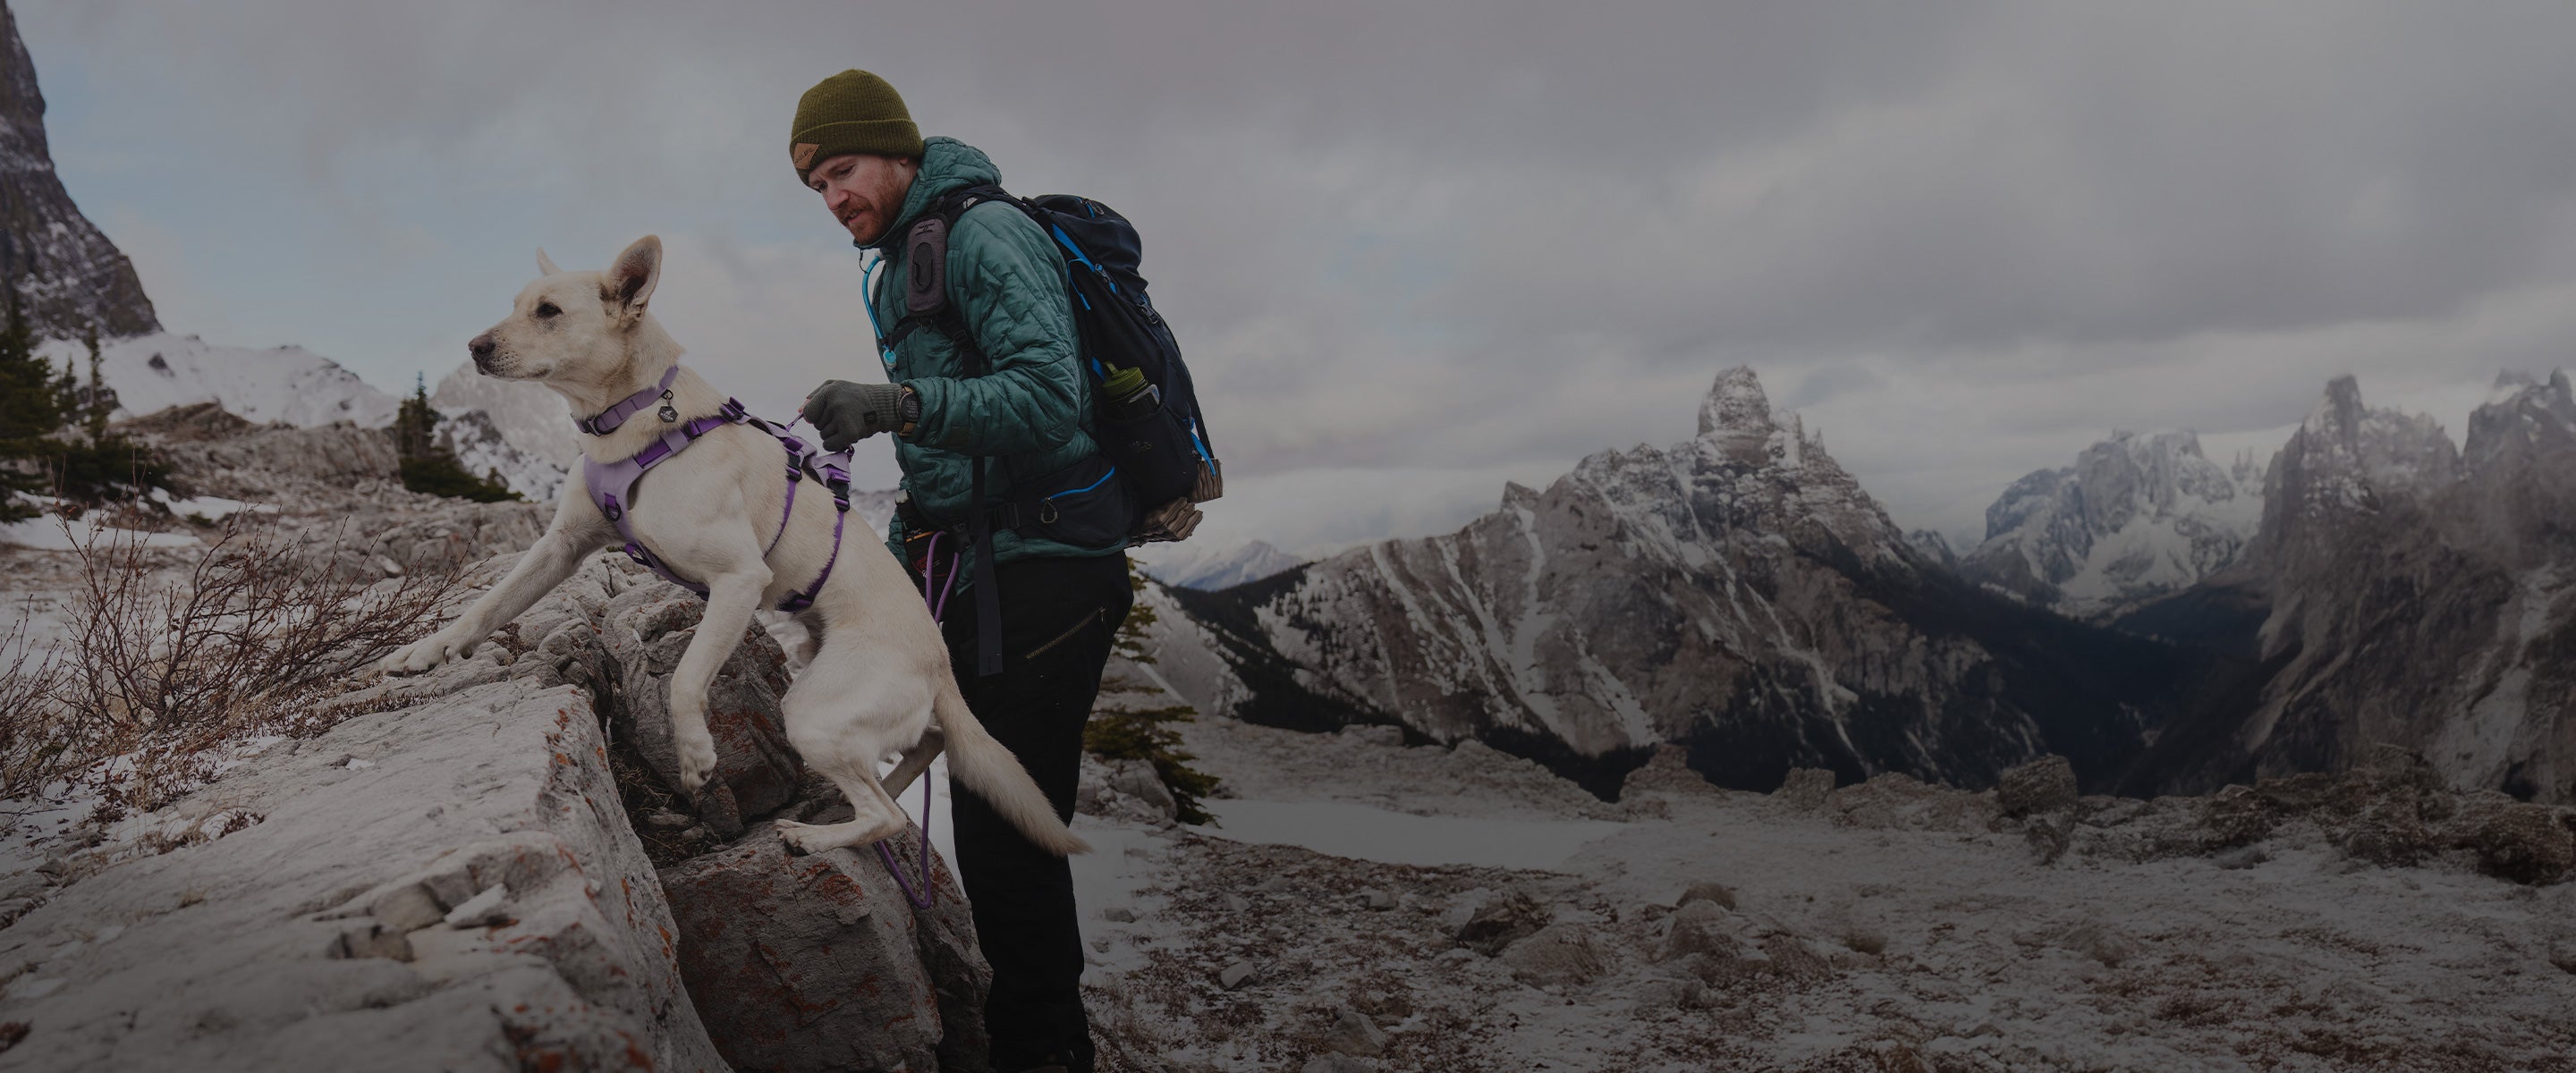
[1104,367,1160,421]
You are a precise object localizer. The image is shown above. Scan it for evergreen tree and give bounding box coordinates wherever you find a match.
[393,372,520,503]
[1083,561,1222,824]
[0,291,67,520]
[46,323,172,506]
[81,325,112,444]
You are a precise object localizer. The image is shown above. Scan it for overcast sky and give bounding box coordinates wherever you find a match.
[18,1,2576,553]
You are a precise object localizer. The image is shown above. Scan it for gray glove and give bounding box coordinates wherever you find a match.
[801,380,909,452]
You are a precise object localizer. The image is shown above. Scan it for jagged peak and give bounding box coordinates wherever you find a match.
[2480,368,2573,410]
[2307,374,2367,437]
[1697,366,1775,439]
[2464,367,2576,469]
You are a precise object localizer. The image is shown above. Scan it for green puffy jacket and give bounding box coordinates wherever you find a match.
[867,137,1123,568]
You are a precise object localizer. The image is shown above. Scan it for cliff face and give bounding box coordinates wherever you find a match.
[0,1,157,339]
[1168,368,2223,798]
[2135,373,2576,803]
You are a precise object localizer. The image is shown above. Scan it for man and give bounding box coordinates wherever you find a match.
[792,70,1130,1073]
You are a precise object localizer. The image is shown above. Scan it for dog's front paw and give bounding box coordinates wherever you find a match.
[775,819,816,856]
[382,628,477,676]
[674,731,719,794]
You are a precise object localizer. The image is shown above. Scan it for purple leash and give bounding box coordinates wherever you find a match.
[877,778,937,910]
[875,529,965,910]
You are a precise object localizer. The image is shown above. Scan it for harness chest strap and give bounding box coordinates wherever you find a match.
[577,377,854,613]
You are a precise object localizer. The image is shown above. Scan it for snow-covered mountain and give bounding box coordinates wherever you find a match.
[429,360,581,502]
[1960,430,2266,620]
[1149,368,2223,798]
[0,2,157,339]
[1132,539,1305,591]
[38,332,398,429]
[2130,372,2576,803]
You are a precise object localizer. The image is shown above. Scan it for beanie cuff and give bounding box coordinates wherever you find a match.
[792,118,925,179]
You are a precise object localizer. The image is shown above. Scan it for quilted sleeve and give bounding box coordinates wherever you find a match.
[902,203,1083,457]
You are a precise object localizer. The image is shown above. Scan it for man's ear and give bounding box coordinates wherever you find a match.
[536,248,562,275]
[602,236,661,323]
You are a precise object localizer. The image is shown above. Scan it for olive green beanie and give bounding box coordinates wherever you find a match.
[790,69,924,182]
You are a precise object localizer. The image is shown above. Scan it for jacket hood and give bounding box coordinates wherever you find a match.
[862,136,1002,251]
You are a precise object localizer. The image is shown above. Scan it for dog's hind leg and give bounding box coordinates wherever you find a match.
[880,728,945,798]
[773,642,936,856]
[776,761,916,856]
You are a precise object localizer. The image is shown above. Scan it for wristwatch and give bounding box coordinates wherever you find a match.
[896,384,921,438]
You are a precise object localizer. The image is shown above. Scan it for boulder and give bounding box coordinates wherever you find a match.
[1657,900,1745,963]
[1498,923,1609,987]
[657,819,990,1073]
[1620,743,1719,800]
[2197,783,2276,849]
[598,581,803,837]
[1675,881,1735,910]
[1826,772,2001,833]
[1758,934,1837,984]
[1076,755,1181,828]
[0,680,724,1072]
[2452,800,2576,885]
[1775,767,1836,811]
[2338,798,2435,867]
[1321,1006,1388,1056]
[1454,888,1549,956]
[1996,755,2079,816]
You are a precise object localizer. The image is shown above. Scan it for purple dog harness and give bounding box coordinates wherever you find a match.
[578,365,856,613]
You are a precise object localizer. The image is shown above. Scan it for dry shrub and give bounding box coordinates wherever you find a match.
[0,510,465,808]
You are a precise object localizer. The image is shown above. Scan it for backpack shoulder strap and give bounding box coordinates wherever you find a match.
[878,184,1020,376]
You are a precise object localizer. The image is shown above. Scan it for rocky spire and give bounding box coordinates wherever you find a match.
[0,1,158,339]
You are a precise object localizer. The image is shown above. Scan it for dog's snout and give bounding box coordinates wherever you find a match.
[468,333,496,368]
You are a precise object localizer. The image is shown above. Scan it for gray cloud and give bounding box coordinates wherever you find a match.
[19,0,2576,553]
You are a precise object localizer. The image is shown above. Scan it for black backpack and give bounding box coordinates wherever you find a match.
[873,184,1220,676]
[876,184,1221,541]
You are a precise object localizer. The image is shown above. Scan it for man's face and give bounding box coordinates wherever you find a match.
[809,154,918,245]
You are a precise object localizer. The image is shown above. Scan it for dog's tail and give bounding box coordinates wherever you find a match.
[934,679,1091,856]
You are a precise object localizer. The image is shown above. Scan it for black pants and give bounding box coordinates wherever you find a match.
[939,551,1132,1073]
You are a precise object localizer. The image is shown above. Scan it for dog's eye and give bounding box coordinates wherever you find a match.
[534,302,560,319]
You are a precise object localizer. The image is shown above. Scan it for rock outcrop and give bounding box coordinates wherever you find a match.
[661,819,987,1073]
[0,1,157,339]
[0,553,992,1069]
[0,680,725,1072]
[1162,367,2233,798]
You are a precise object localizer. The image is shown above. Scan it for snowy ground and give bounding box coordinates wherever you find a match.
[1060,718,2576,1073]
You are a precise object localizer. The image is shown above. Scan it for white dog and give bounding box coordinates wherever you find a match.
[384,235,1087,858]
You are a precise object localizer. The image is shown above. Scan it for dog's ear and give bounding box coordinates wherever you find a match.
[536,248,561,276]
[603,235,661,324]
